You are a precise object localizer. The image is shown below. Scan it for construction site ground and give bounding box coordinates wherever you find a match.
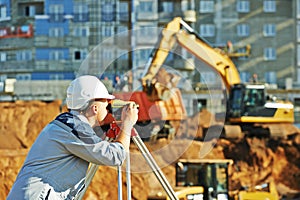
[0,100,300,200]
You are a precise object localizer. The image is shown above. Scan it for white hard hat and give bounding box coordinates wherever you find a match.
[66,75,115,110]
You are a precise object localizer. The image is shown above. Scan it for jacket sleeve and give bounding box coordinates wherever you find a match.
[64,139,127,166]
[50,121,127,166]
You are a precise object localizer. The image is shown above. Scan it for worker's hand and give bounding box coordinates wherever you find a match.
[120,102,138,135]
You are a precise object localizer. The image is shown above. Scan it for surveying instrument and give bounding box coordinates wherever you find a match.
[75,100,178,200]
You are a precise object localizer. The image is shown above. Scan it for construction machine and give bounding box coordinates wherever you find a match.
[113,88,187,140]
[138,17,296,139]
[148,159,279,200]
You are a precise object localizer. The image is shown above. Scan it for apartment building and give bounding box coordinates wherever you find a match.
[0,0,297,98]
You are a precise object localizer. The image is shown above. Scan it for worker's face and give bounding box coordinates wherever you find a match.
[93,99,109,124]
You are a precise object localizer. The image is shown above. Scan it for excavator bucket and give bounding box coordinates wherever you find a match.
[224,125,244,139]
[143,68,181,101]
[143,82,171,102]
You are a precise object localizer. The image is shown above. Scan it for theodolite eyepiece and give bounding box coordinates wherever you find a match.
[111,99,139,109]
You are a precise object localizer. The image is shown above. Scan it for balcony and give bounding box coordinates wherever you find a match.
[137,12,158,21]
[0,61,35,73]
[48,14,65,22]
[0,24,33,39]
[35,60,76,71]
[34,36,88,48]
[73,13,89,22]
[48,38,64,47]
[17,0,44,3]
[67,37,89,47]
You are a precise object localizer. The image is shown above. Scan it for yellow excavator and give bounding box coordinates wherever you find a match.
[140,17,296,138]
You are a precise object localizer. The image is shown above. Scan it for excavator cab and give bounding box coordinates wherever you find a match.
[175,159,233,200]
[227,83,295,137]
[227,83,294,124]
[228,84,266,119]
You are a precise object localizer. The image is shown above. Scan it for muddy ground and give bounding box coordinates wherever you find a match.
[0,100,299,200]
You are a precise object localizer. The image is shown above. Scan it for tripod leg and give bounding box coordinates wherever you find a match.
[126,152,132,200]
[75,135,178,200]
[75,164,99,200]
[132,135,178,200]
[118,165,122,200]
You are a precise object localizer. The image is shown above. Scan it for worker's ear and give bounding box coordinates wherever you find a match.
[91,104,98,114]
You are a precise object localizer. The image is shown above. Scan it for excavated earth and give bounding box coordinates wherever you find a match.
[0,100,300,200]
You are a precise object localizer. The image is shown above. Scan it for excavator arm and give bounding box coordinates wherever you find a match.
[175,30,242,88]
[141,17,245,100]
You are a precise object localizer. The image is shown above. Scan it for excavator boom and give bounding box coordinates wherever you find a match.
[141,17,242,98]
[175,30,241,89]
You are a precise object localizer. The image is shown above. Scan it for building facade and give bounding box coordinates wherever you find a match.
[0,0,298,99]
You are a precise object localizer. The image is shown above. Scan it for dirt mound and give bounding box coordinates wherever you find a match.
[0,101,300,199]
[223,137,300,193]
[0,100,61,149]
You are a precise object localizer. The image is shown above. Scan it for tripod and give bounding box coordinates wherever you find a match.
[75,133,178,200]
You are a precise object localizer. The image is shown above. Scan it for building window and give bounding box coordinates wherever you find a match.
[50,51,64,60]
[16,74,31,80]
[199,1,214,13]
[102,48,114,61]
[139,1,153,13]
[236,0,249,13]
[181,0,194,11]
[101,2,116,22]
[297,45,300,66]
[237,24,249,37]
[181,0,188,11]
[49,4,64,22]
[49,74,64,80]
[49,28,64,37]
[0,5,7,20]
[159,2,173,13]
[16,50,32,61]
[74,50,87,61]
[297,0,300,18]
[264,48,276,60]
[49,4,64,14]
[265,71,277,84]
[199,24,215,37]
[298,22,300,42]
[74,3,88,22]
[101,26,114,37]
[73,27,89,37]
[263,0,276,13]
[263,24,276,37]
[25,5,36,17]
[119,2,129,21]
[0,52,6,62]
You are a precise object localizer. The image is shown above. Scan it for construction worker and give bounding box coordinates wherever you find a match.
[7,75,138,200]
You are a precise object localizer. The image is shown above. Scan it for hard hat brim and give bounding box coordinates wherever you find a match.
[101,94,115,100]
